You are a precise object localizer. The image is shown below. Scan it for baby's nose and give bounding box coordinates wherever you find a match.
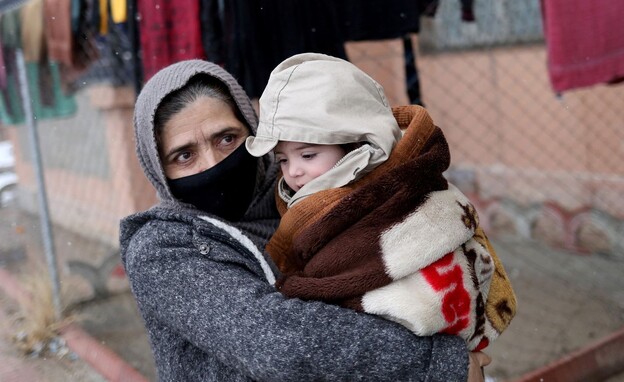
[289,165,303,177]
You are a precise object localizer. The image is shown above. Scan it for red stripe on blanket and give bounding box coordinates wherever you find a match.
[422,253,471,334]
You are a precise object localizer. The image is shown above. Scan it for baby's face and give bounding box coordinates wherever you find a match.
[274,141,346,192]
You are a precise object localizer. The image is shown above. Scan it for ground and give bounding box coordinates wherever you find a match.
[1,204,623,381]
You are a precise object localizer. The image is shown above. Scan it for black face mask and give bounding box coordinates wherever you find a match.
[167,144,258,221]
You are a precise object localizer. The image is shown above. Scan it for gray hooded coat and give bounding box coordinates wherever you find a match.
[120,59,470,381]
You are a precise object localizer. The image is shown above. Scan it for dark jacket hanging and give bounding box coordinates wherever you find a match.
[205,0,347,99]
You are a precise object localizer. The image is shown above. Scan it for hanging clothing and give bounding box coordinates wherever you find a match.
[126,0,142,92]
[0,10,20,92]
[22,2,57,110]
[335,1,474,107]
[0,10,24,125]
[0,4,76,125]
[339,1,423,42]
[338,0,474,42]
[208,0,346,99]
[44,0,74,65]
[0,54,23,125]
[0,10,21,49]
[44,0,98,71]
[27,61,77,119]
[58,0,107,90]
[542,0,624,93]
[199,0,225,66]
[71,0,81,34]
[86,0,100,33]
[60,0,134,90]
[110,0,127,23]
[0,56,76,125]
[20,0,45,63]
[0,36,5,90]
[85,23,134,86]
[98,0,109,34]
[137,0,205,82]
[421,0,475,22]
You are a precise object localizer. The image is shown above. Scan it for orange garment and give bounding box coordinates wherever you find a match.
[99,0,109,34]
[20,0,45,62]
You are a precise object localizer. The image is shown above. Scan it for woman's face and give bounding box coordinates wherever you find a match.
[159,96,249,179]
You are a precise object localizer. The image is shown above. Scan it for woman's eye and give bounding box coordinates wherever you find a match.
[220,135,235,146]
[175,151,193,164]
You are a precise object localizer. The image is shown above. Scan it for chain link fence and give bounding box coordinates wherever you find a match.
[349,1,624,260]
[0,0,623,380]
[346,1,624,379]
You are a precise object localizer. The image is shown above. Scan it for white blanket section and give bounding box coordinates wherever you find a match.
[363,185,495,350]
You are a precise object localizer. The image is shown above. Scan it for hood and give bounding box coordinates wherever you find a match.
[245,52,402,207]
[133,59,269,209]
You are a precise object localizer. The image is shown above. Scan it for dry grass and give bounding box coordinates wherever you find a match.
[10,267,78,356]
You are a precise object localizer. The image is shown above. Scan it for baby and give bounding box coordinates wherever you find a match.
[246,53,516,351]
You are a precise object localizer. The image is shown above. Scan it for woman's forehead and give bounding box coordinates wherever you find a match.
[164,97,239,130]
[160,98,247,146]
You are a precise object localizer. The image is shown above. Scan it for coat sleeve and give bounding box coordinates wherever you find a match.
[123,221,469,382]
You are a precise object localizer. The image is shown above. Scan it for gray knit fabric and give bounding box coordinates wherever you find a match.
[121,59,470,381]
[120,209,469,381]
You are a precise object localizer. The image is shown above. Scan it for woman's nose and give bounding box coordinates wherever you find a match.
[198,151,219,172]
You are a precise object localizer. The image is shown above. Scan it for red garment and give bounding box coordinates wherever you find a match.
[44,0,96,70]
[542,0,624,92]
[44,0,73,65]
[138,0,205,82]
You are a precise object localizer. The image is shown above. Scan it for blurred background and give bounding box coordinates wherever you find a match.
[0,0,623,381]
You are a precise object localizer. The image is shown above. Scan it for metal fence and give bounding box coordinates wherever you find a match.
[0,0,623,380]
[345,4,624,377]
[348,1,624,260]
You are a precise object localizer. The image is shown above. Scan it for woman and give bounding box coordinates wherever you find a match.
[121,59,488,381]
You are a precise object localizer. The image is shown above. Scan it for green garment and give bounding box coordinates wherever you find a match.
[0,61,76,125]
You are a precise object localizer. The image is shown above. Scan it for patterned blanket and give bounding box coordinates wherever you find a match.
[268,105,516,350]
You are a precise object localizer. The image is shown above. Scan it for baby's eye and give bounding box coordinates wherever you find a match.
[302,153,317,160]
[276,158,287,165]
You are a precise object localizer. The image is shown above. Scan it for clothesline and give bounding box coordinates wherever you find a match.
[0,0,474,124]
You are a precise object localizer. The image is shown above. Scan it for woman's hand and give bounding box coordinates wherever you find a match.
[468,351,492,382]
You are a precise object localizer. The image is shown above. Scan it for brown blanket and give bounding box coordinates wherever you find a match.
[268,105,516,350]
